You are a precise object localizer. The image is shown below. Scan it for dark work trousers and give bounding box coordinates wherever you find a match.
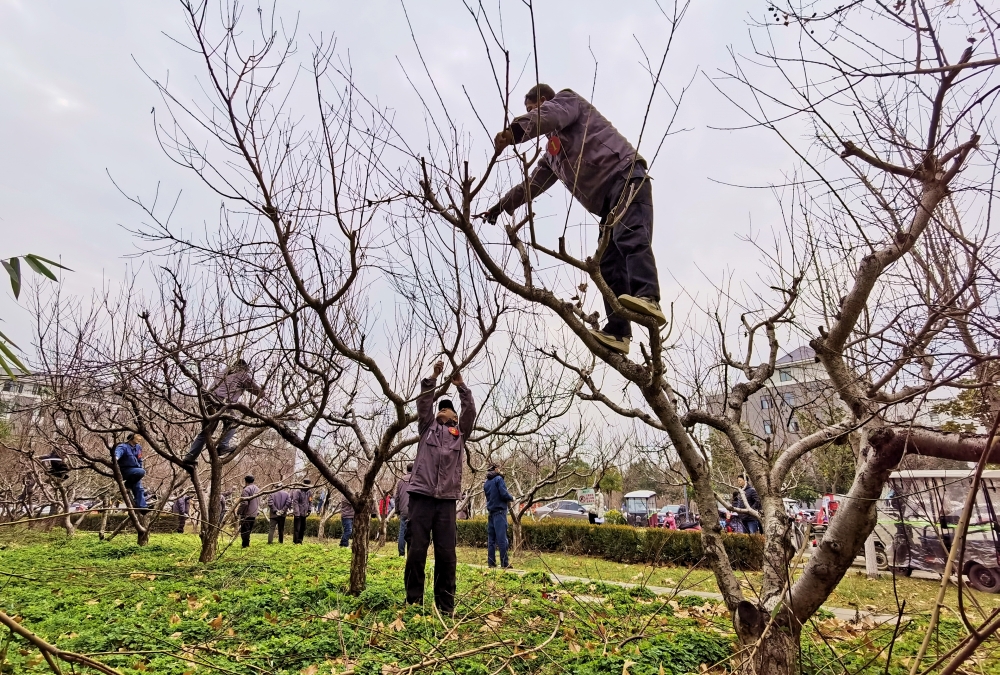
[487,510,510,568]
[268,515,286,543]
[240,516,256,548]
[293,515,307,544]
[404,494,457,615]
[397,517,408,557]
[175,515,186,533]
[599,175,659,339]
[340,518,354,547]
[184,409,239,464]
[121,467,147,509]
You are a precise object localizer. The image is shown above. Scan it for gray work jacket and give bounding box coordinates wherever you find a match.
[407,378,476,501]
[498,89,646,217]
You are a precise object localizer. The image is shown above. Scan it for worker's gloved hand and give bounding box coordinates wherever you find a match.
[483,203,504,224]
[494,128,514,154]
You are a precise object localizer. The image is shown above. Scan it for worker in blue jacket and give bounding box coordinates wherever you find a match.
[483,465,514,569]
[113,433,147,510]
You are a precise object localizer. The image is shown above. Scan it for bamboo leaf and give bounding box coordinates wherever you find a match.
[0,336,29,377]
[2,258,21,299]
[23,255,58,281]
[25,255,70,271]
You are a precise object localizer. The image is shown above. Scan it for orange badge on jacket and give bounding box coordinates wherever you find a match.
[547,135,561,155]
[449,427,461,437]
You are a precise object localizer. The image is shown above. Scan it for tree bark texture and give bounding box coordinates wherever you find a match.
[348,501,372,595]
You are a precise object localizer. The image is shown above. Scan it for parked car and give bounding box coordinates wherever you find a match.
[535,500,594,522]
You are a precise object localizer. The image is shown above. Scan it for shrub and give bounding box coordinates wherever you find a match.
[603,509,626,525]
[77,512,763,570]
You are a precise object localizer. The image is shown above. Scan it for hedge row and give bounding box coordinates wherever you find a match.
[454,518,763,570]
[76,513,763,570]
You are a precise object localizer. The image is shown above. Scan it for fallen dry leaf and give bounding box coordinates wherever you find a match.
[169,614,181,626]
[623,660,637,675]
[300,666,318,675]
[209,614,224,630]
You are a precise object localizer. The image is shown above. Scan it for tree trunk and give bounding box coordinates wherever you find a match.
[348,502,371,595]
[735,603,802,675]
[98,503,109,539]
[510,514,523,554]
[199,529,217,562]
[136,525,149,547]
[198,500,221,562]
[317,512,332,539]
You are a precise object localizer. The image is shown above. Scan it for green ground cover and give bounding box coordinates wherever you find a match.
[451,547,1000,617]
[0,530,995,674]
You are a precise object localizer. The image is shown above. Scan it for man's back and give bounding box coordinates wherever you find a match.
[241,485,261,517]
[270,489,290,513]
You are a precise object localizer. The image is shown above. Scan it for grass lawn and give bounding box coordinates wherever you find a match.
[0,529,996,674]
[449,546,1000,617]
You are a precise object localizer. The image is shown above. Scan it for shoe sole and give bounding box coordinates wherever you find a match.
[590,331,630,355]
[618,296,667,326]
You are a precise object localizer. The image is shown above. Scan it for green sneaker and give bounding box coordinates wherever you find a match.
[618,295,667,326]
[589,329,630,355]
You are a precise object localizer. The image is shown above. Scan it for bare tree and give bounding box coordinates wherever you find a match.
[116,0,593,594]
[399,1,1000,672]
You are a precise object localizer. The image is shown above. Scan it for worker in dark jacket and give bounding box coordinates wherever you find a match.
[404,360,476,617]
[395,464,413,557]
[486,85,664,356]
[183,359,263,464]
[237,475,260,548]
[733,476,762,534]
[292,479,312,544]
[483,466,514,569]
[268,485,291,544]
[113,433,147,510]
[40,451,70,482]
[338,497,355,547]
[171,494,190,533]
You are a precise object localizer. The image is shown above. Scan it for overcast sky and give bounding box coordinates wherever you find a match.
[0,0,798,357]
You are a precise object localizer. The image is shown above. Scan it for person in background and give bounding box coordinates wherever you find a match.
[268,483,291,544]
[171,494,190,533]
[113,433,147,510]
[483,465,514,569]
[183,359,263,465]
[339,497,355,548]
[733,476,762,534]
[236,475,260,548]
[664,510,677,530]
[315,487,327,515]
[40,450,70,483]
[395,464,413,557]
[292,479,312,544]
[379,490,393,519]
[404,360,476,617]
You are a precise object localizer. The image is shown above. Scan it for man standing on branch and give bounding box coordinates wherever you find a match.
[485,84,664,355]
[405,360,476,617]
[183,359,263,465]
[113,433,147,511]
